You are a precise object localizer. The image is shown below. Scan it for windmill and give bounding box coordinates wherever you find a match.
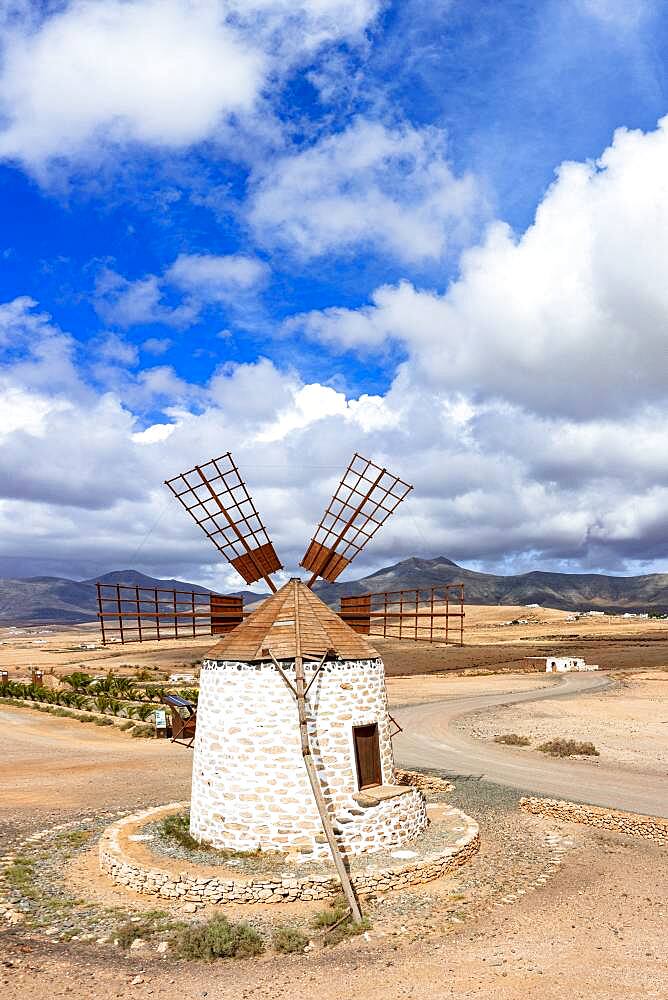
[163,451,425,921]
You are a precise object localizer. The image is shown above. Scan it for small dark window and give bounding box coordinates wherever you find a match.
[353,723,382,789]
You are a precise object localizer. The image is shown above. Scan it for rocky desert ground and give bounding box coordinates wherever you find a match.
[1,610,667,999]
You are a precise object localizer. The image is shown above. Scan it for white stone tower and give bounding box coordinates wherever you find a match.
[190,578,427,857]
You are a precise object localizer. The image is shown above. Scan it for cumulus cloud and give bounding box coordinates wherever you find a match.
[94,253,267,328]
[3,117,668,581]
[291,116,668,418]
[2,288,667,584]
[249,118,481,263]
[166,253,268,299]
[0,0,380,172]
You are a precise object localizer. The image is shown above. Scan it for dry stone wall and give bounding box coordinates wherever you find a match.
[520,797,668,845]
[98,803,479,904]
[191,657,425,856]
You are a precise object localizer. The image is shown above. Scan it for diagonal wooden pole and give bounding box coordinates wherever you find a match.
[291,580,362,922]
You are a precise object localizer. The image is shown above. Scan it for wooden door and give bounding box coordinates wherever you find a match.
[353,723,382,789]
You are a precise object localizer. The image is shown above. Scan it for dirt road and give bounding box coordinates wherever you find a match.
[0,705,191,841]
[393,673,668,817]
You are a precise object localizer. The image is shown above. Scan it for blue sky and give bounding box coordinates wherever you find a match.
[1,0,667,589]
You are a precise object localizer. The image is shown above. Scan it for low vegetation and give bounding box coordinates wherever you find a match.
[494,733,531,746]
[310,895,371,946]
[272,925,310,953]
[538,738,599,757]
[159,812,202,851]
[114,910,180,949]
[173,915,264,961]
[158,812,265,857]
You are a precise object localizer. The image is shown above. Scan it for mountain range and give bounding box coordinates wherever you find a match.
[314,556,668,613]
[0,570,261,625]
[0,557,667,625]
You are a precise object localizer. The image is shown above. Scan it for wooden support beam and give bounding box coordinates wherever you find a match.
[292,581,362,922]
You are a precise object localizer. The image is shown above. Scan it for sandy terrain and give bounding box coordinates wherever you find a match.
[386,671,555,705]
[2,603,668,685]
[1,693,667,999]
[456,670,668,776]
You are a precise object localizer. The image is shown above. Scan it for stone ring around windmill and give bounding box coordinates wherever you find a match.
[98,453,479,924]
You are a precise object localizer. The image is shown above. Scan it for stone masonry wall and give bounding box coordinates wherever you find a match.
[520,797,668,845]
[191,657,426,857]
[99,802,480,904]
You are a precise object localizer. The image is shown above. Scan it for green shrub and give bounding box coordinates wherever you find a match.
[119,720,134,731]
[311,895,349,929]
[324,917,370,947]
[538,738,599,757]
[93,716,114,726]
[310,895,370,945]
[159,812,201,850]
[272,926,309,954]
[173,916,264,961]
[494,733,531,746]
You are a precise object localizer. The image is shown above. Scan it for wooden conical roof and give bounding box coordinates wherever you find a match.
[207,578,378,662]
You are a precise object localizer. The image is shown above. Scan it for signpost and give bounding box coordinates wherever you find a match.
[154,708,168,738]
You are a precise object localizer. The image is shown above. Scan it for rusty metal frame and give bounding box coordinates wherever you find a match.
[301,453,413,586]
[96,582,243,645]
[340,584,465,645]
[165,453,281,592]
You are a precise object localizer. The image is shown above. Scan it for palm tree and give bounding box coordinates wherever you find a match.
[94,693,112,714]
[130,704,156,722]
[61,671,93,691]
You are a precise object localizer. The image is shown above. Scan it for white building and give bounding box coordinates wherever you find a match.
[527,656,599,673]
[190,579,426,858]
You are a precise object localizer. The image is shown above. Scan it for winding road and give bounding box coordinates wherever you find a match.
[392,673,668,818]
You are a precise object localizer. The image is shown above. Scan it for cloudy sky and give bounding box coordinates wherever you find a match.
[1,0,667,591]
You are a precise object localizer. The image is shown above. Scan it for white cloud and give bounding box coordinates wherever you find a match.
[94,253,267,328]
[94,269,198,329]
[249,118,481,263]
[291,116,668,418]
[166,253,268,299]
[131,422,178,445]
[96,332,139,366]
[141,337,172,356]
[0,0,381,172]
[1,291,667,581]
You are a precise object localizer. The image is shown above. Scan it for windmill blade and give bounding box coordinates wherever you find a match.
[164,453,281,592]
[301,453,413,586]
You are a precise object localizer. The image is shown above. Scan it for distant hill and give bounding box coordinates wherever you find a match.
[0,557,667,624]
[314,556,668,614]
[0,570,265,624]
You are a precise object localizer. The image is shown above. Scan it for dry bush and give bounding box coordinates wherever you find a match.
[173,916,264,961]
[272,926,309,953]
[494,733,531,746]
[538,738,599,757]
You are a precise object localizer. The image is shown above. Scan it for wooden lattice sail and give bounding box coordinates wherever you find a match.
[164,453,282,592]
[300,453,413,586]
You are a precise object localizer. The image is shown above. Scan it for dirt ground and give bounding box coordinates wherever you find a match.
[3,834,666,1000]
[456,669,668,775]
[2,673,667,999]
[2,604,668,684]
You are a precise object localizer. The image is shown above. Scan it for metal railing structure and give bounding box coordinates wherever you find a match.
[96,583,243,645]
[340,584,465,645]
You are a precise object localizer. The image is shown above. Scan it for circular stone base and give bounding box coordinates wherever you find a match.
[99,800,480,905]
